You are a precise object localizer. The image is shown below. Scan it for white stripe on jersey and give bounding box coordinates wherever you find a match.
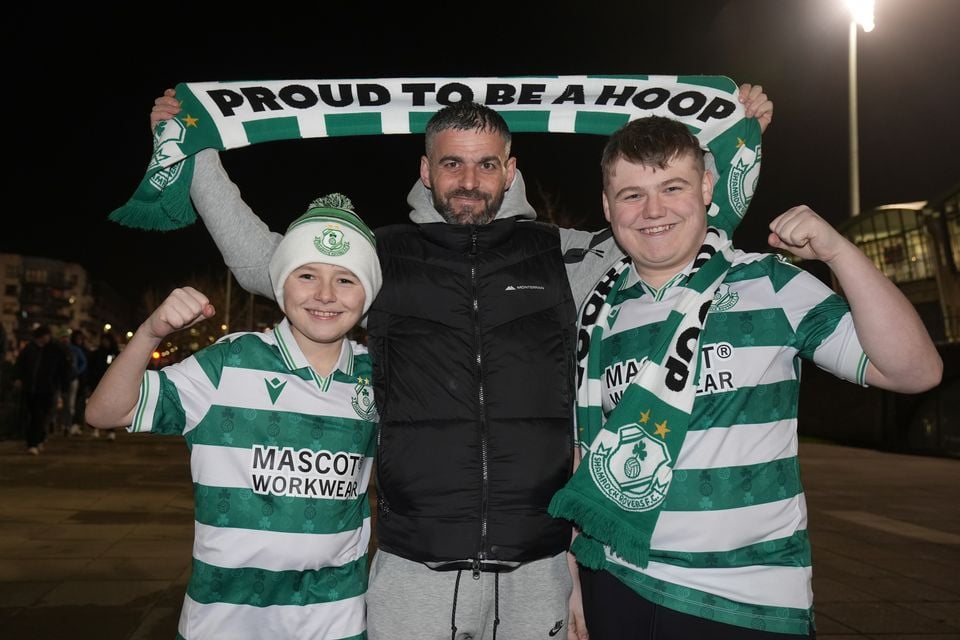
[206,367,364,420]
[162,357,216,435]
[193,519,370,571]
[675,419,798,470]
[811,313,866,384]
[178,592,365,640]
[607,554,813,610]
[132,371,164,433]
[649,494,807,553]
[191,443,374,495]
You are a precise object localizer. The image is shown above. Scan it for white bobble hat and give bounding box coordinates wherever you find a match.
[268,194,381,315]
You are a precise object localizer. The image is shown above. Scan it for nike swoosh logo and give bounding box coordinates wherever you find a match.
[548,620,564,636]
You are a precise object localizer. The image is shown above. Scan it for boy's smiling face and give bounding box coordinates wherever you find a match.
[283,263,365,349]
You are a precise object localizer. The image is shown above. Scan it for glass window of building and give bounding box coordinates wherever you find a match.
[845,207,934,284]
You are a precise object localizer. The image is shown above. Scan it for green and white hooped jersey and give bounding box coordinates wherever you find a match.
[131,318,376,640]
[592,252,868,636]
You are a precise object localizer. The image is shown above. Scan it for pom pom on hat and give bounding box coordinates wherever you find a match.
[268,194,382,315]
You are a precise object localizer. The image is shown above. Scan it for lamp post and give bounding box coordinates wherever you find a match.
[847,0,875,217]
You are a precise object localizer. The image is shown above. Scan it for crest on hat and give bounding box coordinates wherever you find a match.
[315,226,350,257]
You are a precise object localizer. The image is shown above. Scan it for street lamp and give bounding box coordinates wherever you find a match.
[847,0,875,217]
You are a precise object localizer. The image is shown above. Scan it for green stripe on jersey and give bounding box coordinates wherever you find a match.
[689,380,800,430]
[702,309,795,348]
[652,530,811,570]
[795,294,850,359]
[663,456,802,511]
[606,560,812,635]
[187,556,367,607]
[724,256,802,292]
[194,485,370,535]
[187,407,376,453]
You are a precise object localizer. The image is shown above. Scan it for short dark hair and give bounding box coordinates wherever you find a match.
[32,324,51,339]
[601,116,704,186]
[425,102,512,156]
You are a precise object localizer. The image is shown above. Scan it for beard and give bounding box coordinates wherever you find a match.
[433,187,506,225]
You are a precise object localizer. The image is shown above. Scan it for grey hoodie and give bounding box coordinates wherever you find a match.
[190,149,624,309]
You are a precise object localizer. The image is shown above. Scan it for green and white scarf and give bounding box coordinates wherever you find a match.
[547,88,759,569]
[111,75,759,230]
[549,231,736,569]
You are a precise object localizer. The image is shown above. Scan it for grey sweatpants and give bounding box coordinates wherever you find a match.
[366,550,572,640]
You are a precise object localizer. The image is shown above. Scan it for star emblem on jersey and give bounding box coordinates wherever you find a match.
[265,377,287,405]
[590,422,673,512]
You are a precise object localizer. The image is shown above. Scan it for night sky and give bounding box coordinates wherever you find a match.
[5,1,959,310]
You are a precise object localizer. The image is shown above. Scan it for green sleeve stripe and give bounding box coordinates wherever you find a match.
[186,555,367,607]
[857,352,870,385]
[131,374,150,433]
[795,295,849,358]
[192,342,226,388]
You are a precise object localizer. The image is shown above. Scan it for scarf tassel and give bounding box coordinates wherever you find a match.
[549,488,652,569]
[109,157,198,231]
[108,200,196,231]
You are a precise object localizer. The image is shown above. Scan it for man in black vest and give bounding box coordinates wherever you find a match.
[150,85,772,639]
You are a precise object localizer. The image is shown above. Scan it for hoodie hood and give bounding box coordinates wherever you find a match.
[406,169,538,224]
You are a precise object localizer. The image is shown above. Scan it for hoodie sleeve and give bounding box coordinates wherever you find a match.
[190,149,280,299]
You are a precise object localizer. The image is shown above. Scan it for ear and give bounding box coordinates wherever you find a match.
[505,157,517,189]
[700,167,715,206]
[602,191,612,223]
[419,155,431,188]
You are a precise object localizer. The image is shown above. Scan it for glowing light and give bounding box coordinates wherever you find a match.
[152,351,160,360]
[846,0,875,31]
[103,323,112,332]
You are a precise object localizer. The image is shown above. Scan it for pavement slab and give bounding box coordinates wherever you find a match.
[0,434,957,639]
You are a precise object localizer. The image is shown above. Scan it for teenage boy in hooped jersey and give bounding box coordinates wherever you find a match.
[86,196,382,640]
[550,116,943,639]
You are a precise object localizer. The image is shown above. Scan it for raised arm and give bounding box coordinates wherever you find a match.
[152,89,280,299]
[85,287,215,428]
[769,205,942,393]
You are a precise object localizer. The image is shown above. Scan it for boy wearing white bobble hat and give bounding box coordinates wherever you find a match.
[86,195,382,640]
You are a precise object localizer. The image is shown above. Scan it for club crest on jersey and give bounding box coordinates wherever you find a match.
[590,423,672,512]
[711,283,740,312]
[315,226,350,257]
[351,376,377,421]
[727,142,761,218]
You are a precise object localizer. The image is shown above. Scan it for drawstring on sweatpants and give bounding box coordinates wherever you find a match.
[450,569,463,640]
[449,567,502,640]
[492,572,501,640]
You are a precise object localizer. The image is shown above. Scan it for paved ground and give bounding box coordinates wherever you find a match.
[0,432,957,639]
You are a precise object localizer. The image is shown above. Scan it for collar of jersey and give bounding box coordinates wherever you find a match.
[273,318,355,388]
[624,259,696,302]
